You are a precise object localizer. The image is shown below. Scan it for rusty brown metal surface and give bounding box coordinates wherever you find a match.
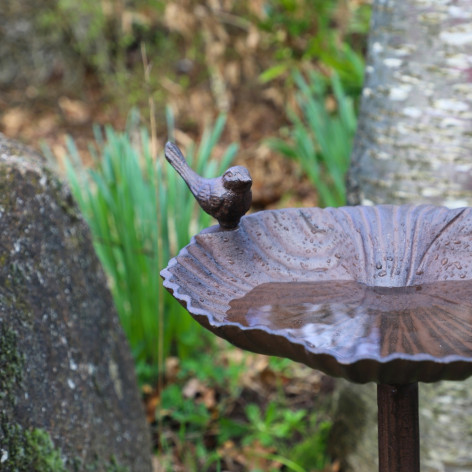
[378,383,420,472]
[164,142,252,229]
[161,204,472,384]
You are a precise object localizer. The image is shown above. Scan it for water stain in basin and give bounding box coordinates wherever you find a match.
[226,280,472,360]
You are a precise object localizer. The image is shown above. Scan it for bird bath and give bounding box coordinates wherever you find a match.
[161,145,472,471]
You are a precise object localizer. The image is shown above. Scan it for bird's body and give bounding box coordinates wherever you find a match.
[164,142,252,229]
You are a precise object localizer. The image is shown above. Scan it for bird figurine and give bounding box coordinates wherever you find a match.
[164,141,252,230]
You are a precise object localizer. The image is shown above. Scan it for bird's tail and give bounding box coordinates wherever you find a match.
[164,142,200,192]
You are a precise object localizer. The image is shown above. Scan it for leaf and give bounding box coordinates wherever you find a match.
[259,63,289,83]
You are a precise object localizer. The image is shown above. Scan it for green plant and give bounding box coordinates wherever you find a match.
[306,40,366,96]
[61,111,237,381]
[290,419,332,471]
[258,0,368,95]
[157,349,333,471]
[269,70,357,207]
[218,401,330,471]
[243,402,307,448]
[161,384,211,430]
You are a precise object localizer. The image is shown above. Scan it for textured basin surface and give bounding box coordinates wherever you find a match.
[161,204,472,383]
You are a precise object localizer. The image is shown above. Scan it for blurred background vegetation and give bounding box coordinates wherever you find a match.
[1,1,371,470]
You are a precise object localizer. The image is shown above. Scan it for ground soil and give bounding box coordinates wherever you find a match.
[0,70,318,211]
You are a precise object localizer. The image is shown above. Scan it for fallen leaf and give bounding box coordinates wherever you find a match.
[182,377,217,409]
[165,356,180,383]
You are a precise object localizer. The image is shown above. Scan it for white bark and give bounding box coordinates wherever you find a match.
[334,1,472,471]
[347,0,472,209]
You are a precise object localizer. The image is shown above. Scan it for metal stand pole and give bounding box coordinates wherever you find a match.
[377,383,420,472]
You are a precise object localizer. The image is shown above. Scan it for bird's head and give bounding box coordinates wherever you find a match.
[222,166,252,191]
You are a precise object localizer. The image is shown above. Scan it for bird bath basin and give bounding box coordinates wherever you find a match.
[161,146,472,471]
[226,279,472,384]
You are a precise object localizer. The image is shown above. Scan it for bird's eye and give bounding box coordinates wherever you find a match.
[226,172,233,178]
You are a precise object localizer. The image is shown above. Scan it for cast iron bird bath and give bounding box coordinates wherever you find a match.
[161,143,472,472]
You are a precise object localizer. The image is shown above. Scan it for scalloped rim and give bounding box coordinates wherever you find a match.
[160,206,472,383]
[161,265,472,384]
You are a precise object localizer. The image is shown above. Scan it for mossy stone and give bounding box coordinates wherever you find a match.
[0,133,151,471]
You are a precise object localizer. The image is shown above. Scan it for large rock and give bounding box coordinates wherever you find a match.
[329,381,472,471]
[0,133,152,471]
[327,381,378,471]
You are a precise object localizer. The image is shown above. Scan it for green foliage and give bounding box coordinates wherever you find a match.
[258,0,369,95]
[239,402,331,471]
[158,352,332,472]
[290,420,332,470]
[307,41,365,96]
[243,402,307,447]
[61,111,237,380]
[161,384,211,431]
[269,71,357,207]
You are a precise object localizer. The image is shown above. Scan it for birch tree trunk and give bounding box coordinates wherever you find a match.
[347,0,472,208]
[331,1,472,471]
